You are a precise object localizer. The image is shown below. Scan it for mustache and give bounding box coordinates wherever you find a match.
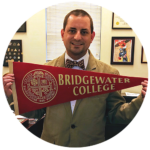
[71,42,83,45]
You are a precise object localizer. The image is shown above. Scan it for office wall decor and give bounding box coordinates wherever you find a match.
[141,46,147,63]
[111,37,135,65]
[17,22,26,32]
[112,13,131,29]
[3,40,23,67]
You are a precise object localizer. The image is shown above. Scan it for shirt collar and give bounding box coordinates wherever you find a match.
[65,51,89,69]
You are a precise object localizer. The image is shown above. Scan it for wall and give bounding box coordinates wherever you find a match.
[101,7,148,93]
[3,9,46,75]
[3,7,148,94]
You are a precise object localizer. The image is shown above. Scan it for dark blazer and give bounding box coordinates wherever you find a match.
[7,50,143,147]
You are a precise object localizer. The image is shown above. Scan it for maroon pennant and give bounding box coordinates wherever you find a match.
[9,61,148,115]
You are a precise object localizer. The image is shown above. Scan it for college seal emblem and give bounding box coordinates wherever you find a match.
[22,69,58,104]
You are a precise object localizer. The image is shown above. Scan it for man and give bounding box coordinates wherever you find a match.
[3,9,148,147]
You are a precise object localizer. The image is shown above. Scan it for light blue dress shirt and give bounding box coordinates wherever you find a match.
[65,51,89,113]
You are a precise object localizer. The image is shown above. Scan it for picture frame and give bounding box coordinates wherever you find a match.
[141,46,147,63]
[17,22,26,32]
[3,40,23,67]
[111,37,135,65]
[112,13,132,29]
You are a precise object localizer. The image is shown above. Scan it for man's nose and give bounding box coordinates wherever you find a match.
[74,31,82,40]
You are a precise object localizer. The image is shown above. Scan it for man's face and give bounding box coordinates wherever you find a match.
[61,15,95,60]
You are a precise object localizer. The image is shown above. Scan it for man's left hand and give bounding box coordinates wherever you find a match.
[141,80,148,100]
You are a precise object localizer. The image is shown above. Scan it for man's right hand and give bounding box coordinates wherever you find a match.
[3,74,15,97]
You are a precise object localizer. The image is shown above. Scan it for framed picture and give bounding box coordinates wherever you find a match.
[111,37,135,65]
[112,13,132,29]
[3,40,23,67]
[17,22,26,32]
[141,46,147,63]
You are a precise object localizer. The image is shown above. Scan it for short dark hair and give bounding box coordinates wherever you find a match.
[63,9,94,33]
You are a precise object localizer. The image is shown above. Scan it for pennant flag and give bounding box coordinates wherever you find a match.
[8,60,148,115]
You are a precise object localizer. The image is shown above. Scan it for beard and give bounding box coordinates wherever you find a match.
[64,40,90,59]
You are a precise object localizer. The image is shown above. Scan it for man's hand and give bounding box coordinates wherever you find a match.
[141,80,148,100]
[3,74,15,97]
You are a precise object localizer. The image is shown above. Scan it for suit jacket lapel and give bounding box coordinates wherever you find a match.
[55,53,66,68]
[54,53,73,117]
[73,50,98,115]
[55,50,98,117]
[86,50,97,71]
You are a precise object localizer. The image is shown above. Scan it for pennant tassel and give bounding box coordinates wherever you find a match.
[8,60,19,115]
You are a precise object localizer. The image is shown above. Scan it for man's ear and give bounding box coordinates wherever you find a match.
[61,29,64,40]
[91,31,95,43]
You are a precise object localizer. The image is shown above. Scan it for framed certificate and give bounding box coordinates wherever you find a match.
[112,13,131,29]
[111,37,135,65]
[141,46,147,63]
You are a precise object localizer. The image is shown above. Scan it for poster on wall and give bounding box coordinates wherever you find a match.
[112,13,131,29]
[111,37,135,65]
[3,40,23,67]
[141,46,147,63]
